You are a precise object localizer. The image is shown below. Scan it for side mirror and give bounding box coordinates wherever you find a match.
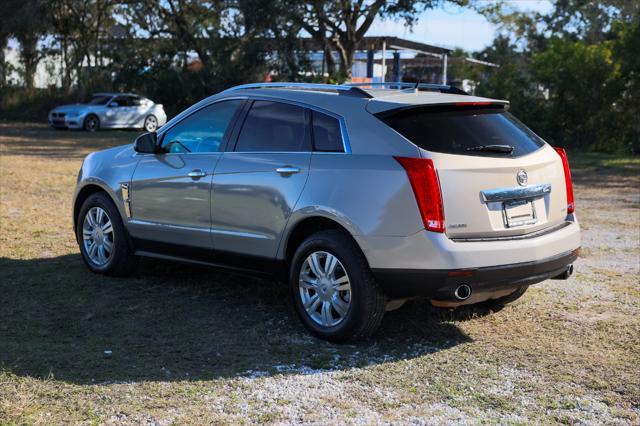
[134,132,158,154]
[109,101,119,107]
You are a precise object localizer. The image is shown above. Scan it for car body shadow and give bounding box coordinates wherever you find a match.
[0,254,474,384]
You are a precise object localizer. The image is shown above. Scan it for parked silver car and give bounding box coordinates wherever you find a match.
[73,82,580,342]
[49,93,167,132]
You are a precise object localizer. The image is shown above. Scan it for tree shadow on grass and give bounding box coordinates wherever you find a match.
[0,122,138,159]
[0,254,474,384]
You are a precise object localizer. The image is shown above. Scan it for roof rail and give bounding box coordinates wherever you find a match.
[223,82,372,98]
[346,82,469,95]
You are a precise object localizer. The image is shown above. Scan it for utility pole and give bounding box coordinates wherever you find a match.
[442,53,448,85]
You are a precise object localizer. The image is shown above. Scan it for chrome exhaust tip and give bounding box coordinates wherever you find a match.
[454,284,472,301]
[553,264,574,280]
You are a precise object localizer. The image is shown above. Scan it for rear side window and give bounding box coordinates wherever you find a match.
[112,95,131,106]
[235,101,309,152]
[312,111,344,152]
[379,106,545,157]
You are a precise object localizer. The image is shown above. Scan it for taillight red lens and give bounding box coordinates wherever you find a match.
[394,157,445,232]
[554,147,575,214]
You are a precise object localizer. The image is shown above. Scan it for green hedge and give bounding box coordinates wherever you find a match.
[0,87,84,121]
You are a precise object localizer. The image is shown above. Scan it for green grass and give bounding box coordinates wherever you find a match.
[568,151,640,173]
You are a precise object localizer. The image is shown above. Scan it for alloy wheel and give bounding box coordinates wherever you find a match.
[144,116,158,132]
[82,206,114,266]
[299,251,352,327]
[85,116,98,131]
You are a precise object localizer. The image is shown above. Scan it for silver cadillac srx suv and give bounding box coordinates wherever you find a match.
[73,82,580,342]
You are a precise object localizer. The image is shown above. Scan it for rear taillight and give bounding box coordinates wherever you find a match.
[394,157,445,232]
[554,147,575,214]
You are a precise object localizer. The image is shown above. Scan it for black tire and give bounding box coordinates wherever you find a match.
[289,230,386,342]
[482,286,529,311]
[76,192,137,276]
[83,114,100,132]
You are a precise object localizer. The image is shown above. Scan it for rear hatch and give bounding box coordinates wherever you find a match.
[377,102,568,239]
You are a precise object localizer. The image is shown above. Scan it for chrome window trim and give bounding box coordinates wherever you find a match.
[138,94,352,155]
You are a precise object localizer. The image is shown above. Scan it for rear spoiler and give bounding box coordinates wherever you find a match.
[373,101,510,119]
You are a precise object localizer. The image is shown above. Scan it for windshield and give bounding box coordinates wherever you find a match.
[378,106,546,157]
[86,95,112,105]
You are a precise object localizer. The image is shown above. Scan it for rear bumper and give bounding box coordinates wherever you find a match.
[356,218,580,270]
[372,248,579,300]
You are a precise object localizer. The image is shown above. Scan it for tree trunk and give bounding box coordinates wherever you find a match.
[17,33,39,90]
[334,38,355,80]
[324,42,336,77]
[0,35,7,87]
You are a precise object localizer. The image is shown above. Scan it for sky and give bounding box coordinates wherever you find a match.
[368,0,553,52]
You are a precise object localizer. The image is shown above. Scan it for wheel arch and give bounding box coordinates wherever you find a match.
[73,183,117,234]
[281,215,368,268]
[84,113,100,122]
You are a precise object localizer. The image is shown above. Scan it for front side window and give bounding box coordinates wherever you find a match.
[312,111,344,152]
[161,100,242,153]
[235,101,309,152]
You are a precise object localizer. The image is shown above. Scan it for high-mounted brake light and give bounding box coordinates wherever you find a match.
[454,101,492,106]
[554,147,575,214]
[394,157,445,232]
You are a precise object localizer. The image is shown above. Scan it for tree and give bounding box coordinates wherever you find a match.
[49,0,118,92]
[3,0,51,89]
[290,0,449,80]
[476,0,639,153]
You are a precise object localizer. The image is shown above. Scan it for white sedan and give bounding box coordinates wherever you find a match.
[48,93,167,132]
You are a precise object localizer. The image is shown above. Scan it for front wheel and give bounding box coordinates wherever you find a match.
[83,114,100,132]
[290,230,386,342]
[76,192,137,276]
[143,115,158,132]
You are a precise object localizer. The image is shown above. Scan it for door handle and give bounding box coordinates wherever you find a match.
[276,166,300,175]
[188,169,207,179]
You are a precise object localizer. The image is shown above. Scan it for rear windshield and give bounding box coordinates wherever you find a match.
[378,106,545,157]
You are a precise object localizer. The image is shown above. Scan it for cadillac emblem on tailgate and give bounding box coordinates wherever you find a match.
[516,169,528,186]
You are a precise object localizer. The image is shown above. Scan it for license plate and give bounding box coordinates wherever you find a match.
[503,199,537,228]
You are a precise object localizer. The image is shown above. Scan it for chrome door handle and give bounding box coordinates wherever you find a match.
[188,169,207,178]
[276,166,300,175]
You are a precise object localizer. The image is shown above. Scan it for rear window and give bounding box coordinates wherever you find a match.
[378,106,545,157]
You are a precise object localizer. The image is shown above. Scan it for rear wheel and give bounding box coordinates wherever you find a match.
[143,114,158,132]
[83,114,100,132]
[76,192,136,276]
[290,230,385,342]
